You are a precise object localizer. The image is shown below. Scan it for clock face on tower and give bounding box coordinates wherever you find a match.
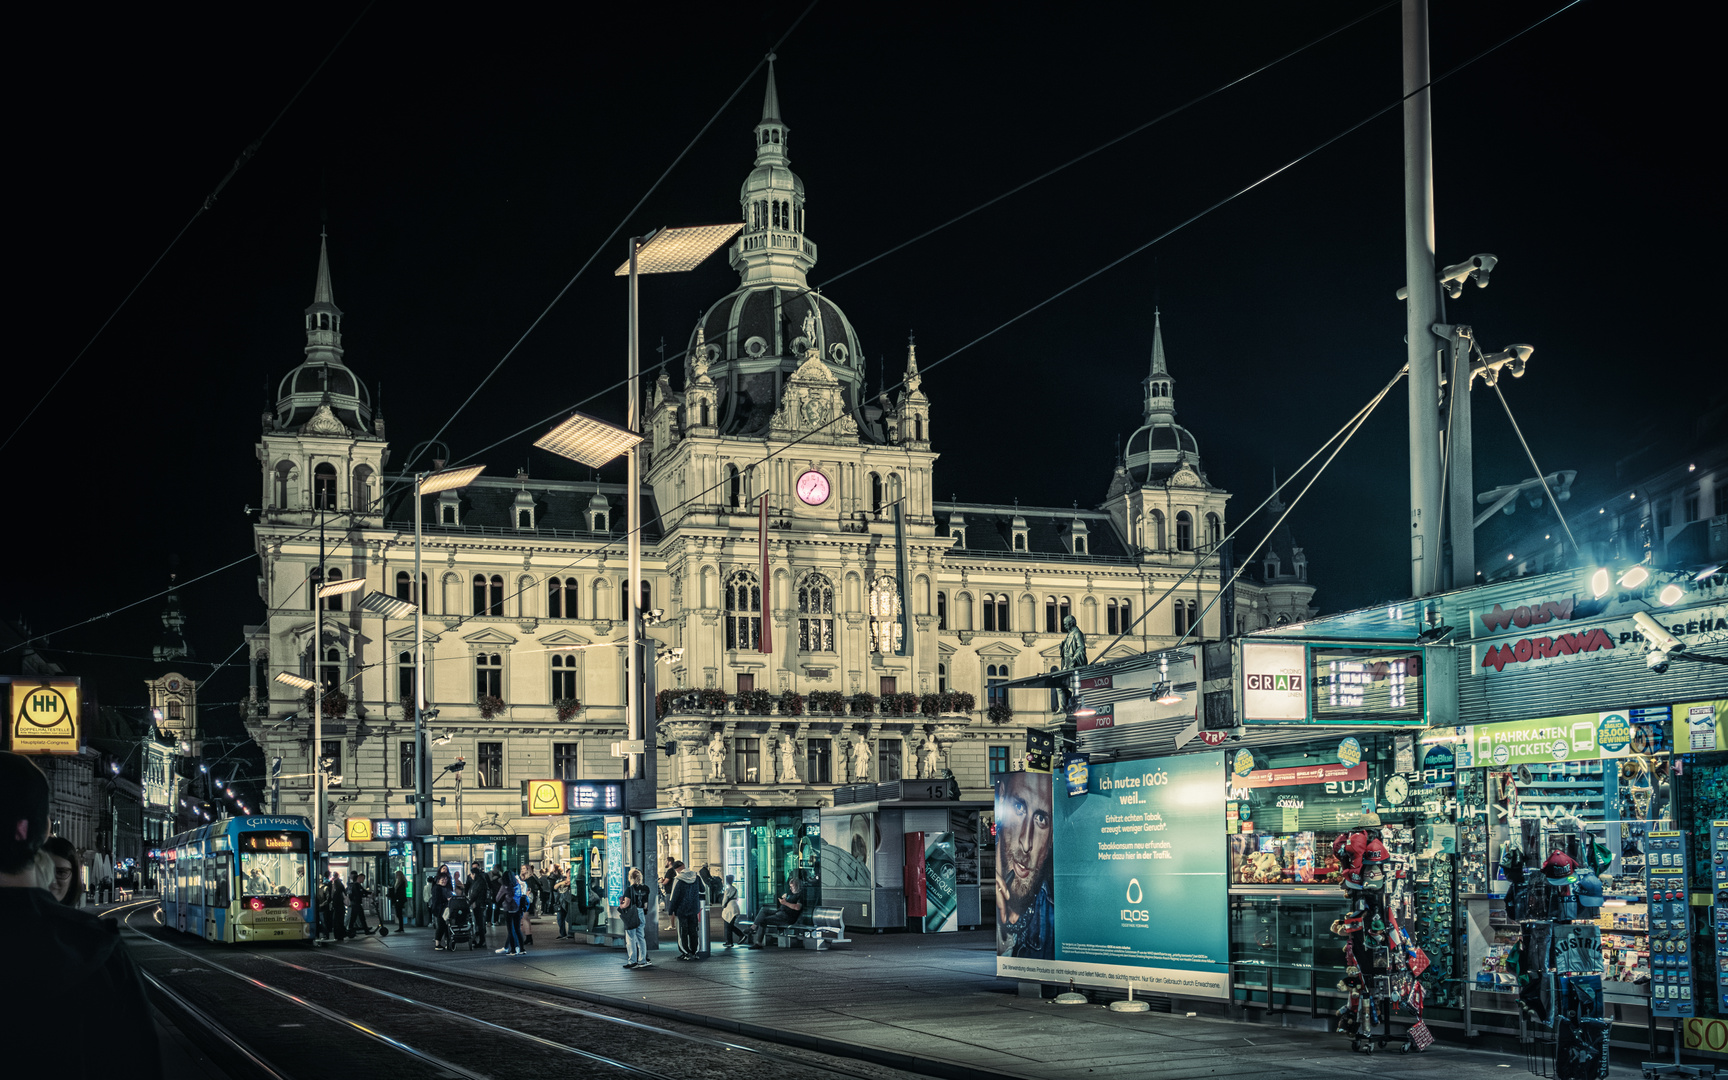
[795,470,831,506]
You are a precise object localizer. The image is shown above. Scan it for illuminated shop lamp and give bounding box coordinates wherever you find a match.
[1152,682,1184,706]
[1589,568,1612,598]
[1070,692,1095,720]
[1617,566,1650,590]
[1696,564,1724,582]
[1657,583,1685,606]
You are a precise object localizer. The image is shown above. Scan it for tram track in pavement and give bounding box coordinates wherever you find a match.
[118,900,961,1080]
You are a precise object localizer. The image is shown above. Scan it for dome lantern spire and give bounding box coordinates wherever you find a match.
[304,228,344,362]
[731,54,816,288]
[274,230,372,433]
[1144,306,1174,422]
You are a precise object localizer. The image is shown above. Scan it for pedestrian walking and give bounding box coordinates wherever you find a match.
[620,868,651,969]
[2,751,165,1080]
[466,863,490,949]
[389,870,409,933]
[327,871,348,941]
[669,861,703,959]
[720,874,745,948]
[347,871,372,935]
[554,875,572,939]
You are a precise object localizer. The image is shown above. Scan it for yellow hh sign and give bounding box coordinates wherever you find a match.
[10,680,80,754]
[525,779,565,816]
[345,818,373,843]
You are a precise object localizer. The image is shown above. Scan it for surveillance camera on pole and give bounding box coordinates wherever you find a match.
[1397,253,1498,300]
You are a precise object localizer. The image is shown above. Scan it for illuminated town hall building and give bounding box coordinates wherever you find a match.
[242,63,1315,864]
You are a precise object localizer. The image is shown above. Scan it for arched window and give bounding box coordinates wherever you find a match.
[726,464,742,509]
[1074,536,1086,554]
[1173,599,1186,636]
[986,663,1009,708]
[1206,513,1222,548]
[474,653,503,699]
[797,572,835,652]
[936,590,948,630]
[1148,509,1166,550]
[1059,596,1072,627]
[312,463,337,510]
[1044,596,1058,634]
[274,461,295,509]
[1013,533,1026,551]
[551,653,577,701]
[320,646,341,691]
[870,473,883,517]
[1176,511,1194,551]
[396,571,412,602]
[620,580,653,620]
[474,574,503,617]
[951,527,965,548]
[724,570,761,651]
[868,575,902,655]
[319,569,345,611]
[352,465,374,513]
[1120,599,1131,634]
[517,508,533,529]
[937,662,947,694]
[1106,598,1119,635]
[548,576,579,619]
[983,593,1010,632]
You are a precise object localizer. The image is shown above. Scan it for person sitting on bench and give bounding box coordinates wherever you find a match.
[749,875,805,948]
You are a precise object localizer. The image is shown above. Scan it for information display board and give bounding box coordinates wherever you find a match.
[1239,643,1427,726]
[1646,830,1695,1017]
[344,817,414,843]
[521,779,626,816]
[995,753,1227,997]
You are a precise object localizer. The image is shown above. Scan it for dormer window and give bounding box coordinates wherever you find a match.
[439,491,459,526]
[592,510,608,532]
[1013,533,1026,551]
[517,508,533,529]
[1265,553,1281,579]
[951,528,965,548]
[1074,536,1086,554]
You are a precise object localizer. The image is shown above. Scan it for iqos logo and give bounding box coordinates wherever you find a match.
[1121,878,1149,922]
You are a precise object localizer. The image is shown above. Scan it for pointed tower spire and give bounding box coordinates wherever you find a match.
[313,228,335,307]
[904,331,921,392]
[733,54,815,288]
[1143,306,1175,422]
[303,229,344,362]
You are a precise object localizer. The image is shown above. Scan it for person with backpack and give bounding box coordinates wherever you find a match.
[494,869,524,956]
[619,868,651,969]
[668,861,703,960]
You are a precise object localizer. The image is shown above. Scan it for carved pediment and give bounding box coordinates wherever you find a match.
[975,640,1020,659]
[1171,465,1201,487]
[539,629,594,648]
[461,627,519,647]
[769,349,859,443]
[301,404,350,437]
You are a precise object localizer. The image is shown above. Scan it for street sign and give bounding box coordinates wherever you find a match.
[523,779,566,816]
[8,678,80,754]
[346,817,416,842]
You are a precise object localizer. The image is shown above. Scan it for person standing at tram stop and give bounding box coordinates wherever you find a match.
[620,867,652,969]
[720,874,745,949]
[430,867,454,950]
[327,870,349,941]
[347,871,373,936]
[669,861,704,960]
[0,751,165,1080]
[389,869,409,934]
[553,873,573,939]
[42,835,85,907]
[495,868,525,955]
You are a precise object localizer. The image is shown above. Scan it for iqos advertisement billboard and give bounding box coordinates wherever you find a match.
[995,752,1227,997]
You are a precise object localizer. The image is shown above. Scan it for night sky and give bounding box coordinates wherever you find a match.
[9,1,1715,759]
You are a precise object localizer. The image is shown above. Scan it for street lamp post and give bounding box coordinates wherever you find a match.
[410,464,484,923]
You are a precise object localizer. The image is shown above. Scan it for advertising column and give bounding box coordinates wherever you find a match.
[995,752,1228,997]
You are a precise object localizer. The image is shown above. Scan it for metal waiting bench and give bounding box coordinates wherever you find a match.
[742,907,852,950]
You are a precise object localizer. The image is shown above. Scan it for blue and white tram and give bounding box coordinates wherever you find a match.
[161,815,315,943]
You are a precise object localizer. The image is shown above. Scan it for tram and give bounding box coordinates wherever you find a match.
[161,815,315,943]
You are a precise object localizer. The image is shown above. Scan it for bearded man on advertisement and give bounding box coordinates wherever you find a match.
[995,770,1054,959]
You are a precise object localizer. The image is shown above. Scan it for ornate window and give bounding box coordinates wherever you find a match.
[1106,598,1119,635]
[1206,512,1222,548]
[724,570,761,651]
[548,576,578,618]
[986,663,1009,707]
[726,464,742,509]
[396,651,416,704]
[877,739,903,782]
[734,737,761,784]
[475,653,503,699]
[551,654,577,700]
[553,743,580,780]
[1059,596,1072,628]
[936,590,947,630]
[1148,509,1166,550]
[1176,511,1194,551]
[806,739,831,784]
[982,592,1010,632]
[870,473,884,517]
[797,572,835,652]
[476,742,502,788]
[1044,596,1058,634]
[868,575,902,654]
[319,646,341,691]
[473,574,503,617]
[937,662,948,694]
[619,580,651,620]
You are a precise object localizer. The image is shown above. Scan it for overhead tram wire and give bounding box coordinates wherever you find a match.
[400,0,822,476]
[0,1,377,458]
[1168,367,1404,651]
[6,0,1589,661]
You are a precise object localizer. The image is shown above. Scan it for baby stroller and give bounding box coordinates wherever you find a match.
[446,894,482,950]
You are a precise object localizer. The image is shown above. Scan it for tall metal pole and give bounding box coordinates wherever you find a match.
[414,474,428,923]
[1403,0,1443,598]
[1446,337,1476,589]
[626,238,643,783]
[314,512,325,855]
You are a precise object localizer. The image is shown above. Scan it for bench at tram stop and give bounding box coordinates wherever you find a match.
[739,906,851,951]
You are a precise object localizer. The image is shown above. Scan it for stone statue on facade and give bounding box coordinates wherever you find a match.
[849,737,870,783]
[706,731,726,782]
[920,737,942,780]
[776,733,800,784]
[802,305,817,342]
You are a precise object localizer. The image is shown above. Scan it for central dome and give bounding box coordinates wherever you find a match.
[688,286,866,436]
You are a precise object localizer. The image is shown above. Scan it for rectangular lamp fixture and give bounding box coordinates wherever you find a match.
[613,223,744,276]
[360,592,418,619]
[317,576,368,599]
[421,463,486,495]
[533,410,643,468]
[275,672,317,691]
